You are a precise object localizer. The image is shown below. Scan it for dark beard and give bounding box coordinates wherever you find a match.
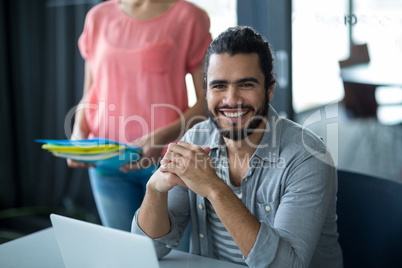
[207,92,269,141]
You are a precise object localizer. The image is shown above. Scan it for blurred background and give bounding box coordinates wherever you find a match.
[1,0,401,243]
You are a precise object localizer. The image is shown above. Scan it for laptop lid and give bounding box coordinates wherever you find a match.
[50,214,159,268]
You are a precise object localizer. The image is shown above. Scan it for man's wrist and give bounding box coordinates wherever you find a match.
[206,179,229,203]
[146,180,169,197]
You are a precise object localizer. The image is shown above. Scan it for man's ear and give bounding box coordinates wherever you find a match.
[268,84,275,102]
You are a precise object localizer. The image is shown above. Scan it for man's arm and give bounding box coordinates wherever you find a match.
[160,141,260,258]
[207,183,261,258]
[132,169,190,259]
[136,169,186,238]
[137,179,170,239]
[137,144,212,238]
[160,141,338,267]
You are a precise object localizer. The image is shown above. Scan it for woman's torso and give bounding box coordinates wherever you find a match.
[78,0,211,143]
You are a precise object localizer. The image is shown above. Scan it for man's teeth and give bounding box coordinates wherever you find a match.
[223,111,247,118]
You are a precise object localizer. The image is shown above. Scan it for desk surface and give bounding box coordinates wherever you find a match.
[0,228,245,268]
[340,63,402,86]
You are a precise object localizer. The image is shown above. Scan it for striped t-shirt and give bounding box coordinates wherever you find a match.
[206,147,246,265]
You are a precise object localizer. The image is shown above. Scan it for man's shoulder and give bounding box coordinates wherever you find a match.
[265,105,326,154]
[278,117,328,155]
[277,117,335,167]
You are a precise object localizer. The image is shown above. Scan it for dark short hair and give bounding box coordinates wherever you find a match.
[204,26,276,90]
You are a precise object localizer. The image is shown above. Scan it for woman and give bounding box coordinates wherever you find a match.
[68,0,212,231]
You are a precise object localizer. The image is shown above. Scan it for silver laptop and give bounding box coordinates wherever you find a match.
[50,214,159,268]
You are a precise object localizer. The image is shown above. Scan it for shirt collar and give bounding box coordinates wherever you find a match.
[203,120,222,150]
[253,105,282,163]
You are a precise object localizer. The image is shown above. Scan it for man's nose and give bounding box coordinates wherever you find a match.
[223,86,242,107]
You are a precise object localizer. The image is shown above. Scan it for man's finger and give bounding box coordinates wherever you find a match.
[160,159,187,174]
[163,151,184,164]
[176,141,206,154]
[202,146,211,155]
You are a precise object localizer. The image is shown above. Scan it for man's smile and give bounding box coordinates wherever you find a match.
[220,109,249,119]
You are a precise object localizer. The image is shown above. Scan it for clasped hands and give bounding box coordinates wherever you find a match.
[149,141,222,198]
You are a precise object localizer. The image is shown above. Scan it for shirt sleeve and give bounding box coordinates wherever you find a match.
[131,131,197,258]
[185,8,212,74]
[131,185,191,259]
[77,8,94,60]
[246,151,338,267]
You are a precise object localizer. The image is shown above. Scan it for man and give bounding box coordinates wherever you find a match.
[132,26,343,267]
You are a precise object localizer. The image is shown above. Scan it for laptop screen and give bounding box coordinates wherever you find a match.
[50,214,159,268]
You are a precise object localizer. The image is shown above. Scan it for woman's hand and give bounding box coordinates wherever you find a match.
[67,159,95,169]
[66,129,95,169]
[120,132,164,172]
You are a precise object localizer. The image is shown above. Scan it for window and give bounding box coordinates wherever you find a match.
[292,0,402,124]
[185,0,237,106]
[292,0,349,112]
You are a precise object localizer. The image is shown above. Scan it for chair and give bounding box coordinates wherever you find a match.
[336,170,402,268]
[339,43,370,69]
[339,43,378,118]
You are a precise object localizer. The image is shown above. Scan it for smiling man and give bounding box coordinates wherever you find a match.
[207,52,270,142]
[132,26,343,267]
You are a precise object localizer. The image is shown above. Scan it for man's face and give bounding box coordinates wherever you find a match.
[206,53,271,141]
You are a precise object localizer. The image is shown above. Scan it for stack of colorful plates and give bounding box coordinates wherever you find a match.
[36,138,143,175]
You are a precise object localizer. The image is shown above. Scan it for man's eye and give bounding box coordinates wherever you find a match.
[240,83,253,88]
[212,85,225,89]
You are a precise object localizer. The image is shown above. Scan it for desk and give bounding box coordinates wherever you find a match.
[340,63,402,87]
[339,63,402,118]
[0,228,245,268]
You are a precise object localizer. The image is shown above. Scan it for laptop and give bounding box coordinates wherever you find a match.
[50,214,159,268]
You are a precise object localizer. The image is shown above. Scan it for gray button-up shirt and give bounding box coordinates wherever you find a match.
[132,105,343,268]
